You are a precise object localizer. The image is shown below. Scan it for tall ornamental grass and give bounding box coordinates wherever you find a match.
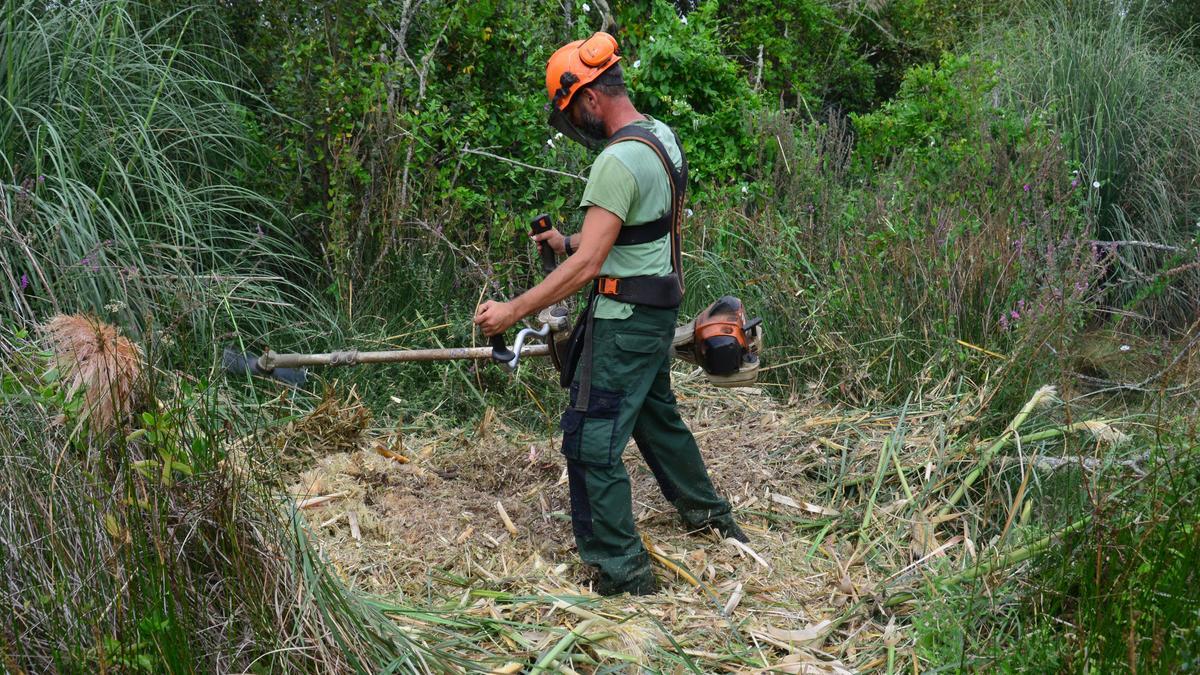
[983,0,1200,326]
[0,0,332,355]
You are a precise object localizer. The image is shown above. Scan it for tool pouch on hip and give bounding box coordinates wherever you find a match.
[560,382,623,466]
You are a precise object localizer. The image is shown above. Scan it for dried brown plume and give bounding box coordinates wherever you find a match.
[41,314,144,436]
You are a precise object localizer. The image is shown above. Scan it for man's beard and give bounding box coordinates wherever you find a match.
[576,108,608,142]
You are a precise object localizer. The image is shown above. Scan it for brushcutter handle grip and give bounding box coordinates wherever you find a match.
[530,213,557,274]
[490,334,516,369]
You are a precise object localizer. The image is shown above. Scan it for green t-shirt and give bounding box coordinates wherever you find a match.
[579,116,682,320]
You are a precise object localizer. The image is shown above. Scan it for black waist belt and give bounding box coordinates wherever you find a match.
[595,273,682,309]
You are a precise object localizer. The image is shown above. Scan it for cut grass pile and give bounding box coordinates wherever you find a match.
[254,370,1168,672]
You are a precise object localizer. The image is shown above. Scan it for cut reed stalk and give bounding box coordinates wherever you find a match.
[531,619,596,673]
[938,385,1056,518]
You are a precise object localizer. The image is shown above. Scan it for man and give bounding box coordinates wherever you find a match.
[474,32,746,596]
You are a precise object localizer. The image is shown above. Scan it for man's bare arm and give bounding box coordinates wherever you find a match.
[474,206,622,336]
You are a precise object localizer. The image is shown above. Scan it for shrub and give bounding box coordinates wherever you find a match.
[717,0,876,113]
[617,0,766,187]
[851,0,1013,103]
[851,53,1026,188]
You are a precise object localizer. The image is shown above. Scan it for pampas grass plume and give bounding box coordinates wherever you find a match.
[41,314,143,436]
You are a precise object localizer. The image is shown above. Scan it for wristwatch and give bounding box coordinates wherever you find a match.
[563,234,574,256]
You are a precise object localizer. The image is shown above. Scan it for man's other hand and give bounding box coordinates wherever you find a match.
[474,300,518,337]
[531,227,566,255]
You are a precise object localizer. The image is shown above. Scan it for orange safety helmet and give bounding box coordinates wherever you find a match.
[545,32,621,112]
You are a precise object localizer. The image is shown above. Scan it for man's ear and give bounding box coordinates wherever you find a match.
[580,87,600,112]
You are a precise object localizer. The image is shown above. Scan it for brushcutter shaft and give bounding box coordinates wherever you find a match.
[258,344,551,370]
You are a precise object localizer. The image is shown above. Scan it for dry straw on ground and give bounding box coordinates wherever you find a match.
[271,373,1139,672]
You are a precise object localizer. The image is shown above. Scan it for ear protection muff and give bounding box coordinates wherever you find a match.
[578,32,617,67]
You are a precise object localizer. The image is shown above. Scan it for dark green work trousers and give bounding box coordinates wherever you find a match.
[560,304,734,593]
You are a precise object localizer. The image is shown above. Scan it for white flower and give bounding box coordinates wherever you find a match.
[554,132,563,140]
[685,208,694,217]
[741,184,749,194]
[546,138,555,148]
[1120,344,1132,352]
[1092,181,1101,189]
[582,2,590,12]
[633,59,641,68]
[680,15,688,24]
[650,36,655,42]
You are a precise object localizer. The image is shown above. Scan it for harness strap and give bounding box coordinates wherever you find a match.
[571,293,598,412]
[612,213,670,246]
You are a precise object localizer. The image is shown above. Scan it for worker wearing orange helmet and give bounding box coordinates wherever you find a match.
[475,32,746,596]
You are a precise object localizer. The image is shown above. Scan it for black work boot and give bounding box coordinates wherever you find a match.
[713,519,750,543]
[596,567,660,596]
[696,514,749,543]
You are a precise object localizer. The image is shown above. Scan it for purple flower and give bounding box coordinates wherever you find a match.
[1010,310,1021,321]
[1023,184,1031,192]
[999,314,1010,331]
[1071,179,1079,188]
[19,273,29,290]
[37,175,45,184]
[1074,281,1088,293]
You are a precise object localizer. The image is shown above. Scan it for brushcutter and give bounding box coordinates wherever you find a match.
[223,214,763,387]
